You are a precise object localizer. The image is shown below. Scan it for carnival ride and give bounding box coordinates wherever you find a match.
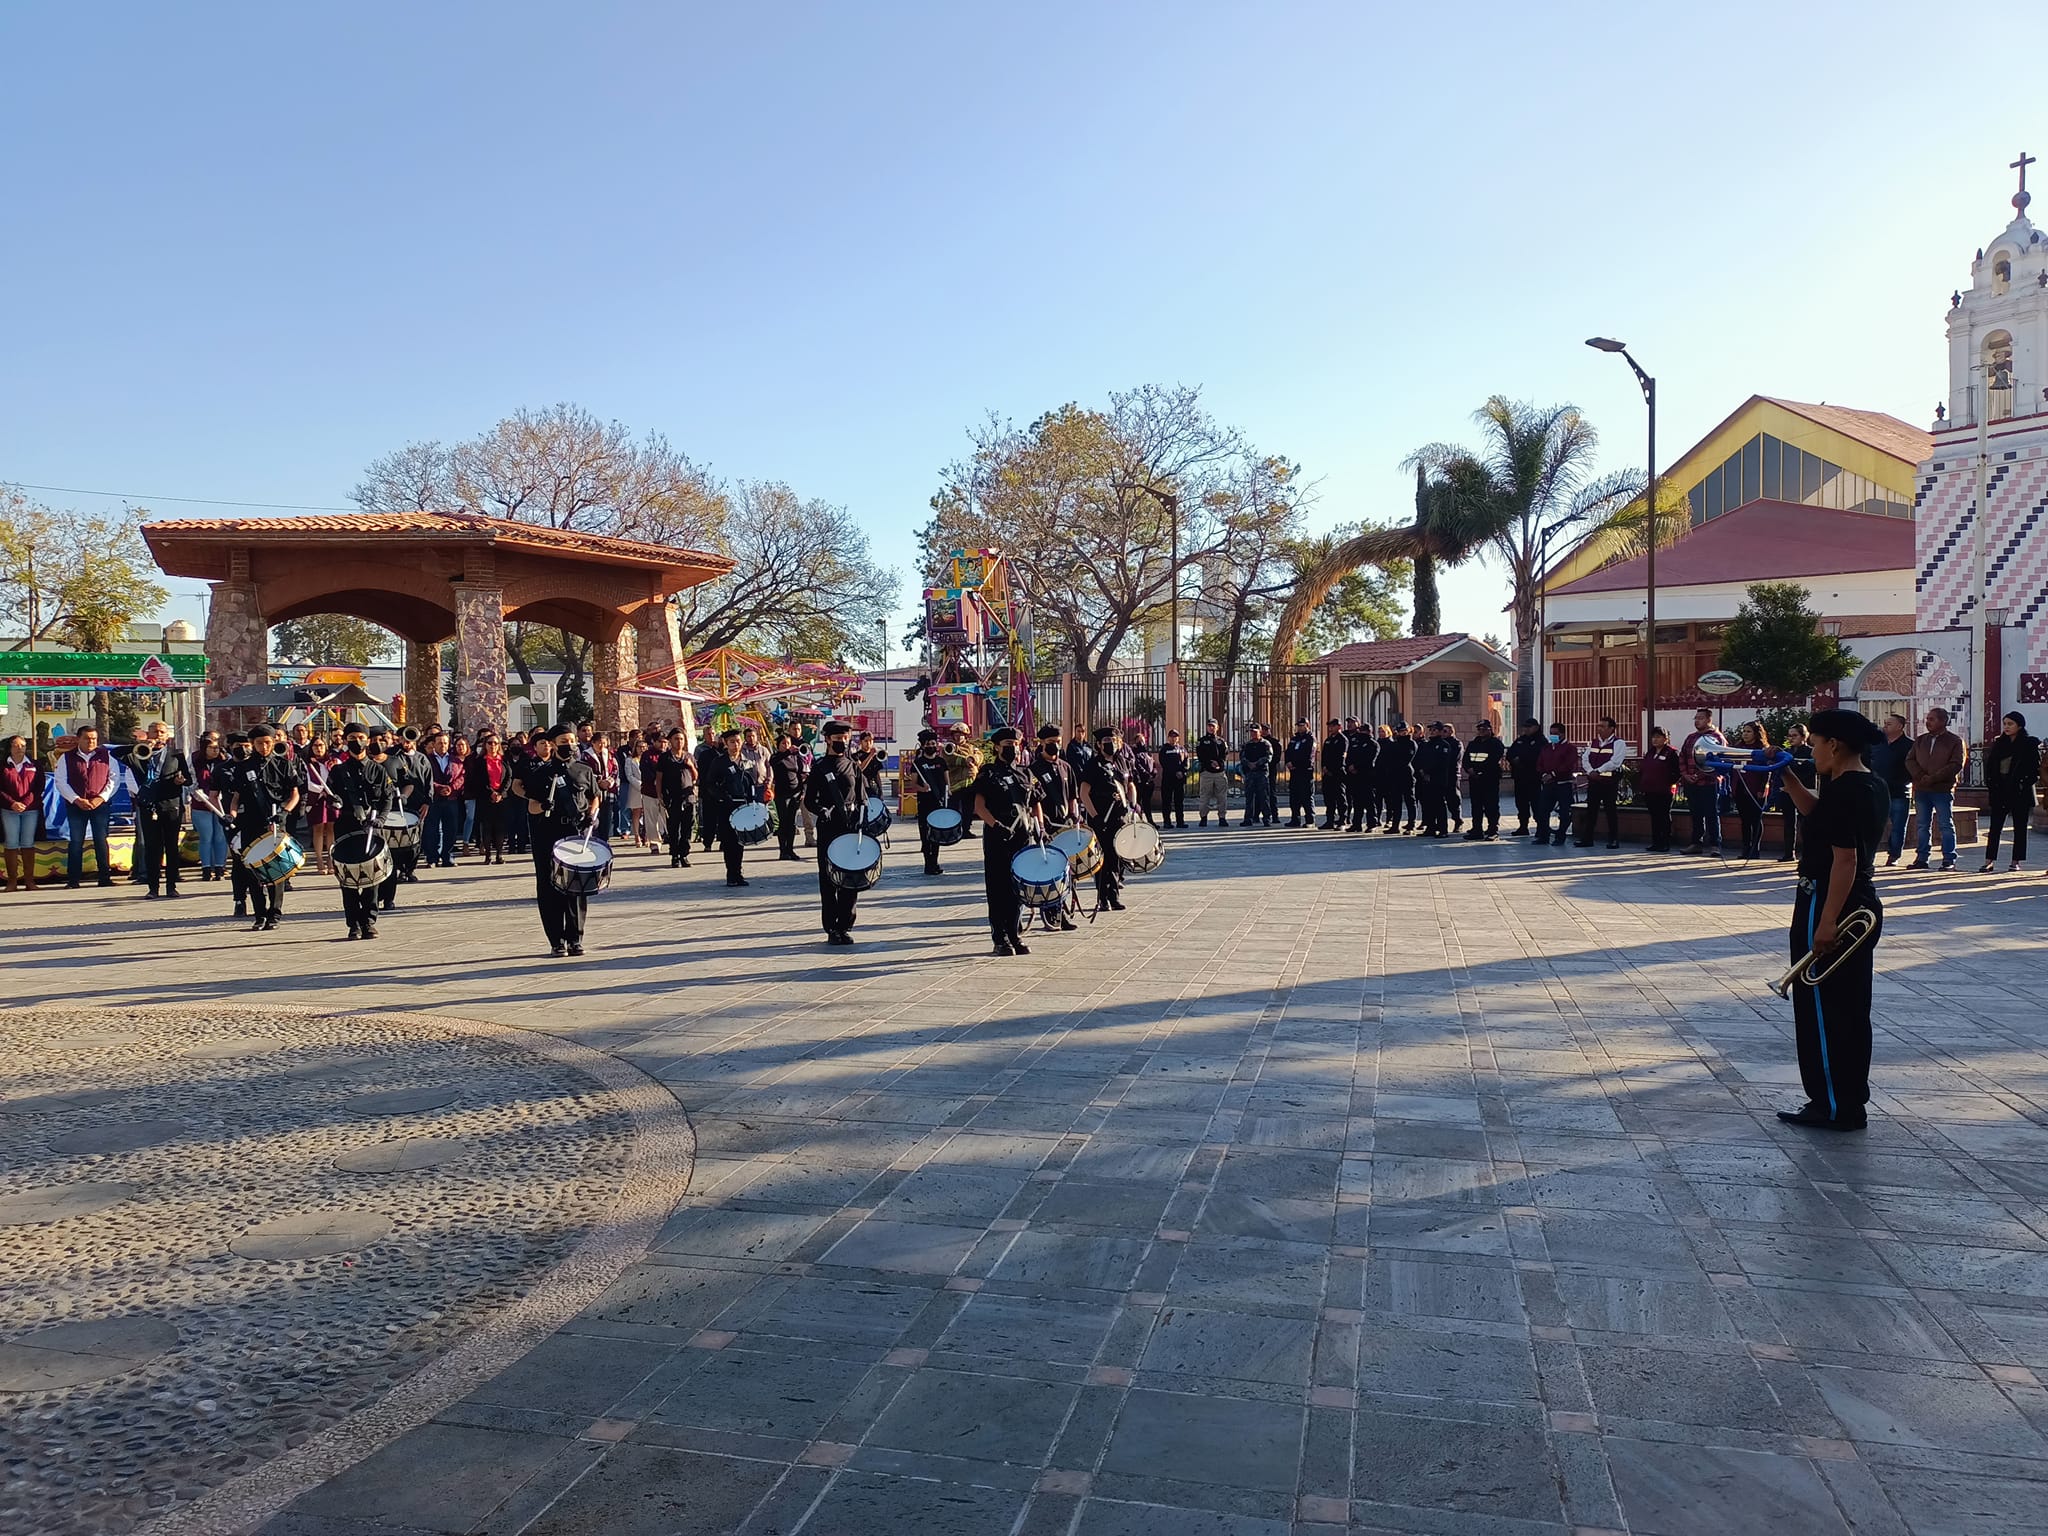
[619,646,863,741]
[922,548,1035,737]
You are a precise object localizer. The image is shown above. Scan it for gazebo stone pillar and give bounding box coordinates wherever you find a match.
[450,583,507,738]
[593,630,639,736]
[402,641,443,731]
[204,577,266,731]
[632,601,687,744]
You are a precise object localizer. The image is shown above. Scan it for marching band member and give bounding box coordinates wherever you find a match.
[971,726,1042,956]
[388,727,432,886]
[1026,726,1081,931]
[329,720,395,940]
[223,724,301,932]
[908,728,950,876]
[704,728,753,887]
[511,720,600,958]
[657,727,699,867]
[1773,709,1887,1132]
[767,730,806,862]
[802,719,866,945]
[1079,726,1129,910]
[131,724,193,897]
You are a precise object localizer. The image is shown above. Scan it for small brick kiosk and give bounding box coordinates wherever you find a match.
[1312,634,1510,730]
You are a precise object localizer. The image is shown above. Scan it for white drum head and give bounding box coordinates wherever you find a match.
[827,833,883,875]
[553,838,613,873]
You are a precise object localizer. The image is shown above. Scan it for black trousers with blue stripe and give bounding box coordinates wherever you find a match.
[1790,886,1880,1120]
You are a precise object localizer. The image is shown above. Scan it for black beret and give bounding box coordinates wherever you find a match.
[248,723,276,740]
[822,719,852,736]
[1092,726,1115,740]
[990,727,1020,744]
[1036,724,1062,740]
[917,728,937,743]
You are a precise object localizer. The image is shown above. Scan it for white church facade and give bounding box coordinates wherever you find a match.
[1913,151,2048,735]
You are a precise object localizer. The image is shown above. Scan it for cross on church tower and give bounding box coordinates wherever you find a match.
[2015,150,2036,213]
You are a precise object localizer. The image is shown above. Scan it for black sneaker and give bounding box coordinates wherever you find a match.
[566,943,584,956]
[1012,940,1031,955]
[233,902,247,917]
[551,942,566,957]
[248,918,268,932]
[1057,915,1078,931]
[362,922,377,939]
[344,927,360,940]
[992,939,1016,956]
[262,915,280,931]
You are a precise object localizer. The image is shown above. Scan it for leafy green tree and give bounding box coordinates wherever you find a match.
[270,615,397,667]
[1718,582,1858,696]
[1407,398,1643,723]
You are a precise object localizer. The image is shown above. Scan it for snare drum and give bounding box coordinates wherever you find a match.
[1011,845,1072,908]
[376,810,422,850]
[924,807,965,846]
[825,832,883,891]
[241,830,305,886]
[1050,826,1102,879]
[331,829,392,890]
[550,837,614,895]
[729,802,772,846]
[1111,821,1165,874]
[861,796,892,838]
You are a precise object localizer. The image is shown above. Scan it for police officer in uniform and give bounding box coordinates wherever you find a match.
[1414,723,1457,836]
[1343,717,1377,831]
[1462,719,1504,840]
[971,726,1042,956]
[510,720,600,957]
[1505,718,1545,836]
[1319,719,1348,829]
[1284,718,1317,827]
[329,720,395,939]
[1080,726,1130,911]
[1158,730,1189,829]
[224,723,302,932]
[803,719,866,945]
[907,728,951,876]
[1377,724,1414,834]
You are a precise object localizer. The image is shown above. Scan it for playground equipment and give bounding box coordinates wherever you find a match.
[620,646,863,743]
[923,548,1035,737]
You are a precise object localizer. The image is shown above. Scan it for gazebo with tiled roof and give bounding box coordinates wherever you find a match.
[142,511,733,734]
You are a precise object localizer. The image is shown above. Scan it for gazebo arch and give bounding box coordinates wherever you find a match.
[143,512,732,734]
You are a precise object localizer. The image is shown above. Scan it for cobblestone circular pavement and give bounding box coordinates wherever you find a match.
[0,1006,640,1536]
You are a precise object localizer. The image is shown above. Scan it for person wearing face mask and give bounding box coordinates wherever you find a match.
[803,718,867,945]
[510,720,600,957]
[1771,709,1889,1132]
[387,728,433,885]
[223,724,302,931]
[907,728,951,876]
[328,721,396,939]
[704,728,754,887]
[1080,726,1131,909]
[972,726,1044,955]
[1533,723,1580,848]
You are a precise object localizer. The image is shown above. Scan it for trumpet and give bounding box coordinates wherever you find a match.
[1771,907,1879,998]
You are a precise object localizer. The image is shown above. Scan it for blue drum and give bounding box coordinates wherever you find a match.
[1011,845,1071,909]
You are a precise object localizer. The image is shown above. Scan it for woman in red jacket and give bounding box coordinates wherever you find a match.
[1634,726,1683,854]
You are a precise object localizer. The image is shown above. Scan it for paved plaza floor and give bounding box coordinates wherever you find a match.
[6,825,2048,1536]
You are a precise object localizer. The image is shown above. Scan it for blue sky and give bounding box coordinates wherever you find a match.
[0,2,2025,653]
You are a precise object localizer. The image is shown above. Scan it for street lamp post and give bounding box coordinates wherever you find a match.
[1587,339,1658,748]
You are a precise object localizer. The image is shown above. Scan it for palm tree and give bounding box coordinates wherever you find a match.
[1406,397,1641,723]
[1266,455,1504,667]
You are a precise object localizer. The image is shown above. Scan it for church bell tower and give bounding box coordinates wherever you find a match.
[1915,153,2048,726]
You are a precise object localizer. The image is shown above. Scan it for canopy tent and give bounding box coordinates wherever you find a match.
[0,650,210,745]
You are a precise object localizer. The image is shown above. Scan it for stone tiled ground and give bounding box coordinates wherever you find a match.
[8,825,2048,1536]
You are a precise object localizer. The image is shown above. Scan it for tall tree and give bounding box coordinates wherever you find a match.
[930,385,1268,688]
[270,615,397,668]
[355,406,892,691]
[1407,398,1641,723]
[1718,582,1858,696]
[1410,464,1441,636]
[1,490,169,731]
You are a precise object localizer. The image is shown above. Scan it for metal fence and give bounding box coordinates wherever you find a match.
[1182,663,1324,744]
[1087,666,1171,737]
[1551,684,1638,744]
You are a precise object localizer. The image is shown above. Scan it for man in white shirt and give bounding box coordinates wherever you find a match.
[54,725,138,889]
[1578,714,1631,850]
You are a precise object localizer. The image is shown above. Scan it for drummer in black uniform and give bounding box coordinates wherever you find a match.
[768,731,806,862]
[971,726,1042,956]
[387,727,431,889]
[1026,725,1080,931]
[329,720,395,940]
[224,723,303,933]
[704,728,753,888]
[1079,726,1130,911]
[510,720,600,958]
[908,728,951,877]
[803,719,866,945]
